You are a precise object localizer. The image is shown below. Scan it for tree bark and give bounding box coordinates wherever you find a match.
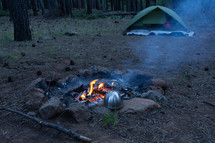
[1,0,8,11]
[122,0,124,11]
[31,0,38,16]
[126,0,131,12]
[11,0,32,41]
[114,0,121,11]
[87,0,92,14]
[47,0,57,17]
[72,0,78,8]
[37,0,45,15]
[140,0,143,10]
[131,0,137,12]
[57,0,65,16]
[65,0,72,17]
[43,0,49,9]
[81,0,85,9]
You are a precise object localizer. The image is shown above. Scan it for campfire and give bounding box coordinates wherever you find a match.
[75,79,115,105]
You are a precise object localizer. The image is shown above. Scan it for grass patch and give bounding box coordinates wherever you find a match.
[45,50,57,55]
[103,112,118,126]
[8,54,19,60]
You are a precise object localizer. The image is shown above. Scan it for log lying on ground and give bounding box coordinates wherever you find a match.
[100,11,138,16]
[0,106,92,142]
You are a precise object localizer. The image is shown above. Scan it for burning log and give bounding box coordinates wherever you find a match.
[0,106,92,142]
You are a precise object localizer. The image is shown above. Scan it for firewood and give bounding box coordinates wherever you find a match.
[0,106,92,142]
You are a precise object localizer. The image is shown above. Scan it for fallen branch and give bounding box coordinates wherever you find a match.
[0,106,92,142]
[101,11,137,16]
[203,101,215,107]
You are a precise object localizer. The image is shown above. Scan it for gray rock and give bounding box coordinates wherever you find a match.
[65,30,78,36]
[145,85,164,94]
[43,36,53,40]
[45,72,61,85]
[25,78,43,94]
[66,75,83,91]
[25,88,47,110]
[151,78,167,90]
[39,97,65,119]
[77,66,111,79]
[65,103,92,122]
[141,90,167,102]
[119,98,161,114]
[27,111,36,116]
[88,105,111,115]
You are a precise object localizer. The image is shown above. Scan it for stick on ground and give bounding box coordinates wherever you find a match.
[0,106,92,142]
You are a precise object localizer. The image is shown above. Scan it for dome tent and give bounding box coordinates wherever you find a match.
[125,6,193,36]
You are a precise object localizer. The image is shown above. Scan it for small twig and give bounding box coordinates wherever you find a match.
[0,106,92,142]
[203,101,215,107]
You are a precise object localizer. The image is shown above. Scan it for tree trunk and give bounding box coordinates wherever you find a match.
[48,0,57,17]
[65,0,72,17]
[95,0,99,10]
[1,0,8,11]
[131,0,137,12]
[37,0,45,15]
[10,0,32,41]
[140,0,143,10]
[126,0,131,12]
[81,0,85,9]
[110,0,114,11]
[114,0,121,11]
[122,0,124,11]
[145,0,150,7]
[57,0,65,15]
[87,0,92,14]
[105,0,108,10]
[43,0,49,9]
[31,0,38,16]
[72,0,78,8]
[7,0,13,21]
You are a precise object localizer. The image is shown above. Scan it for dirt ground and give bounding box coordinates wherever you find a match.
[0,15,215,143]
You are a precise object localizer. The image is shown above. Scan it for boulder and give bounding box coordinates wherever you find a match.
[145,85,164,94]
[77,66,111,79]
[43,36,53,40]
[25,88,47,110]
[45,72,61,85]
[119,98,161,114]
[141,90,167,102]
[39,97,64,119]
[25,78,43,94]
[27,111,36,116]
[151,78,167,90]
[65,30,78,36]
[88,105,111,115]
[65,103,92,122]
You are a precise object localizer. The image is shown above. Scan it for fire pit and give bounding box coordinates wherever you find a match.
[25,66,167,120]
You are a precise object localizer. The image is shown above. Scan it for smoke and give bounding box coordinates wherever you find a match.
[175,0,215,27]
[126,0,215,74]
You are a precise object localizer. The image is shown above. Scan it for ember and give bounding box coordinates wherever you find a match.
[76,79,113,105]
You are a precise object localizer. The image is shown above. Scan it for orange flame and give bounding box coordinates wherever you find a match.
[98,83,104,90]
[88,79,99,95]
[80,92,86,100]
[112,82,114,86]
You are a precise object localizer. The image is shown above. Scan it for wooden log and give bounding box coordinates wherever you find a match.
[0,106,92,142]
[101,11,137,16]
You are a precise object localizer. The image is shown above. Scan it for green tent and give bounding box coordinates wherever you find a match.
[126,6,187,31]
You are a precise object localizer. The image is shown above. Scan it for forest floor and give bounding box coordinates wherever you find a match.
[0,15,215,143]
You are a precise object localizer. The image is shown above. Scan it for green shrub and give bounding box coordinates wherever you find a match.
[103,112,118,126]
